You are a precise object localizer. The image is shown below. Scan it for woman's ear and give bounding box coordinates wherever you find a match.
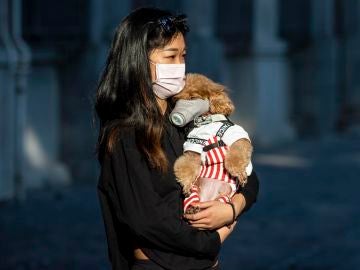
[209,90,235,116]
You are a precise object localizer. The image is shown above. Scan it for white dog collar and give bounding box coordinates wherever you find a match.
[193,114,228,127]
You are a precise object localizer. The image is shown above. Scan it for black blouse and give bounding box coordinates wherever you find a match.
[97,121,259,270]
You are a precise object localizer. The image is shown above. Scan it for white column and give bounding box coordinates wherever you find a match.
[342,0,360,133]
[183,0,223,81]
[58,0,131,183]
[310,0,338,136]
[224,0,294,145]
[25,59,71,189]
[0,0,17,201]
[10,0,32,200]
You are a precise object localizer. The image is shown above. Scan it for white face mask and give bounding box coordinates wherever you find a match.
[151,62,186,99]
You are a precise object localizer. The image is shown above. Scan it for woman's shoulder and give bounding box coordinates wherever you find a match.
[117,125,136,140]
[111,125,138,152]
[98,126,137,182]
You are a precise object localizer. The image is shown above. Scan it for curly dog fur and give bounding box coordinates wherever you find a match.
[173,73,253,205]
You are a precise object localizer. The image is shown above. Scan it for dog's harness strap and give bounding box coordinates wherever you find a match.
[193,114,228,127]
[203,140,226,152]
[186,119,234,148]
[202,121,234,152]
[187,137,207,145]
[215,121,234,139]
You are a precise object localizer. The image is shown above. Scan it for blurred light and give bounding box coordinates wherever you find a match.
[24,127,47,168]
[254,154,311,168]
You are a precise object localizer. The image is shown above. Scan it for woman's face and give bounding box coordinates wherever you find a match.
[149,33,186,82]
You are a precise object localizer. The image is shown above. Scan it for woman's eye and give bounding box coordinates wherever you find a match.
[166,55,176,59]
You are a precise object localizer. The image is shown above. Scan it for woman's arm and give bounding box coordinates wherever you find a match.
[184,171,259,229]
[98,137,221,259]
[236,170,260,214]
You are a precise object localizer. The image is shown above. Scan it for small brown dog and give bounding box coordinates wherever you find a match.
[172,73,253,214]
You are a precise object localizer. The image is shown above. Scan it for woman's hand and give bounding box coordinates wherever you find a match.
[184,193,246,230]
[184,200,232,230]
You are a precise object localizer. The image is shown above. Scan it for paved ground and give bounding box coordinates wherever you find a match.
[221,134,360,270]
[1,135,359,270]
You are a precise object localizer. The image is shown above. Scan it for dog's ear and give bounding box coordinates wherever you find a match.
[172,73,197,101]
[209,89,235,115]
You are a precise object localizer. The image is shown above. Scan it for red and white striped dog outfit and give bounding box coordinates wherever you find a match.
[182,114,252,213]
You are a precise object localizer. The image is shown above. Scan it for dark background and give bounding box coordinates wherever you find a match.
[0,0,359,269]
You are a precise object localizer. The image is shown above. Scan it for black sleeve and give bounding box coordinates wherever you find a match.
[100,138,221,258]
[237,170,259,213]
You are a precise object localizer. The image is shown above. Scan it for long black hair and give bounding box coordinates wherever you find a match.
[94,7,189,171]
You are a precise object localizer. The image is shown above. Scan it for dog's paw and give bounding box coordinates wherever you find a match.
[174,155,201,194]
[224,139,252,184]
[185,205,201,215]
[237,172,248,187]
[224,152,248,177]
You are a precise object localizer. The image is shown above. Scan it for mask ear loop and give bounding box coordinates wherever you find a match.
[149,60,158,83]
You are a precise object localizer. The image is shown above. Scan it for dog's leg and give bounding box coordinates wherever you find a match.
[174,151,201,195]
[224,139,253,186]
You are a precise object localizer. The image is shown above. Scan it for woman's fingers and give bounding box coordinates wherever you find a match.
[184,200,234,230]
[184,201,220,221]
[197,201,216,209]
[184,208,211,221]
[185,209,219,229]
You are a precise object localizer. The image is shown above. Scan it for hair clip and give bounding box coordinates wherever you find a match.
[158,16,175,33]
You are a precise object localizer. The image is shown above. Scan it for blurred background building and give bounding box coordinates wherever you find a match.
[1,0,360,201]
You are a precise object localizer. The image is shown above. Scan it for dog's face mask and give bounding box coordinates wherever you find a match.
[169,99,209,127]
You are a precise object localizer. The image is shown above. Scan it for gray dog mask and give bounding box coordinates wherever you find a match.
[169,99,210,127]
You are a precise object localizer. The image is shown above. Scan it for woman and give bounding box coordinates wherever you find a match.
[94,7,259,270]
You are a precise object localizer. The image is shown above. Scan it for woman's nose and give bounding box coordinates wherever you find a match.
[175,55,185,64]
[175,56,185,64]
